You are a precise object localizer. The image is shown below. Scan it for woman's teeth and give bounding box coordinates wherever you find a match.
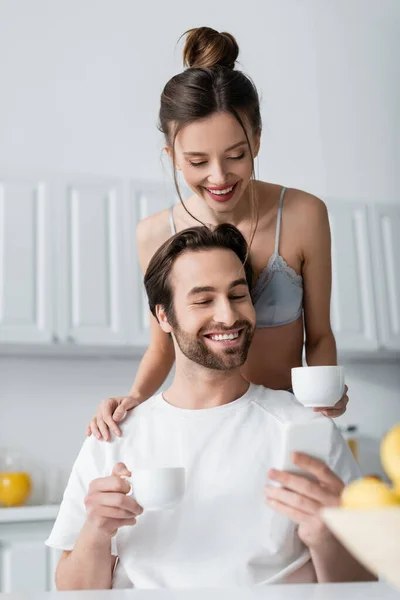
[209,332,239,341]
[206,185,234,196]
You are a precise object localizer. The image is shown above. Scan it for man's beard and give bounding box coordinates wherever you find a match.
[168,312,254,371]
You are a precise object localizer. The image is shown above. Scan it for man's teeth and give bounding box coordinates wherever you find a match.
[207,185,234,196]
[210,332,239,341]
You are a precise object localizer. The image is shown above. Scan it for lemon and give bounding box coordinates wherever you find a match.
[341,478,400,509]
[393,480,400,499]
[381,424,400,483]
[363,474,382,482]
[0,472,32,507]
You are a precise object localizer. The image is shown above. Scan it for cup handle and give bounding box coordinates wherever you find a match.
[120,475,134,497]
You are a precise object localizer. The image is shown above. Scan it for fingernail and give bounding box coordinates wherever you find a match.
[95,433,100,439]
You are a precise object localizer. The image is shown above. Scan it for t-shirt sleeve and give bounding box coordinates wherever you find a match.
[45,435,118,556]
[328,421,362,485]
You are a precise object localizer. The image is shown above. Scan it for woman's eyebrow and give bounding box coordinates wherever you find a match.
[183,141,247,157]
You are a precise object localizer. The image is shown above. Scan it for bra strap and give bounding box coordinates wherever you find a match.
[274,187,287,254]
[169,205,177,235]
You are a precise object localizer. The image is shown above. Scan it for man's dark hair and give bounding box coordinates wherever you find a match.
[144,224,253,319]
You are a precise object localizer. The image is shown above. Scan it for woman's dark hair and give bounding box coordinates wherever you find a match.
[158,27,262,244]
[144,224,253,320]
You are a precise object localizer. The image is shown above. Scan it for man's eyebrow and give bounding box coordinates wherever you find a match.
[183,141,247,157]
[230,278,248,289]
[187,278,248,297]
[187,286,215,297]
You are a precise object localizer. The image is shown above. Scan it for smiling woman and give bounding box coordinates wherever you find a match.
[86,26,349,441]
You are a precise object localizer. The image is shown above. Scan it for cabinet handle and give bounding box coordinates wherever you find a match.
[52,334,59,344]
[67,335,75,344]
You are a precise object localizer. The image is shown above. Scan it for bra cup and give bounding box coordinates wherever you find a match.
[253,270,303,328]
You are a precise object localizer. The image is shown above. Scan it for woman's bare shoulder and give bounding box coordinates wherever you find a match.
[284,188,331,258]
[284,188,328,227]
[256,181,327,224]
[136,207,173,269]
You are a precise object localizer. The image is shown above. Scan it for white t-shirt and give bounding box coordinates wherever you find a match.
[46,384,360,589]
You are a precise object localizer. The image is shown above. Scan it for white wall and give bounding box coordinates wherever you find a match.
[0,0,399,202]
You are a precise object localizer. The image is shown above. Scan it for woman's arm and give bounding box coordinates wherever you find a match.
[87,213,175,440]
[299,196,348,417]
[127,315,175,401]
[125,216,176,398]
[301,196,337,366]
[87,317,175,440]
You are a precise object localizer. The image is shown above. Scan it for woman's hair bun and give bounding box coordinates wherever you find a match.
[182,27,239,70]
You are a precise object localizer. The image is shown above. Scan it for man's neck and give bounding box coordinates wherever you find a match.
[162,358,250,410]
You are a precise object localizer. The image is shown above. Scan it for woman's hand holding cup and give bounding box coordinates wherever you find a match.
[291,366,349,417]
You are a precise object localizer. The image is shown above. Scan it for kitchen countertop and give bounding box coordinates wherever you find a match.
[0,504,59,523]
[0,582,397,599]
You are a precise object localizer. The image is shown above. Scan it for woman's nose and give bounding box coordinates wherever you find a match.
[207,162,228,185]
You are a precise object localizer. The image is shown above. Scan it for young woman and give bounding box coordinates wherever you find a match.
[87,27,348,441]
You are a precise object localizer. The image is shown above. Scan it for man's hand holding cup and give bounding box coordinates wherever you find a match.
[84,462,143,539]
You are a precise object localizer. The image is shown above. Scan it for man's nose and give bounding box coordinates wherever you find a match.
[213,298,237,326]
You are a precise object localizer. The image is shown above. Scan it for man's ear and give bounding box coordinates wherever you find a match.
[156,305,173,334]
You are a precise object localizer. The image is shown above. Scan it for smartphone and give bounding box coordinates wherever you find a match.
[278,417,333,478]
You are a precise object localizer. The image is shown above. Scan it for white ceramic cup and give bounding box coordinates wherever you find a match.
[291,366,345,408]
[125,467,185,511]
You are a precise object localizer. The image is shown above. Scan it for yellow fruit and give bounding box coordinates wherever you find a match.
[363,474,382,482]
[381,424,400,482]
[393,480,400,499]
[341,478,400,509]
[0,472,32,507]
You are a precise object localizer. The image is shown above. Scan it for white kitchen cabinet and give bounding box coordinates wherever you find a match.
[371,204,400,350]
[0,176,174,351]
[327,202,379,351]
[0,179,53,344]
[55,179,128,346]
[0,520,56,593]
[0,173,398,358]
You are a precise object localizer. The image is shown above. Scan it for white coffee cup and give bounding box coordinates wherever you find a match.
[291,366,345,408]
[125,467,185,511]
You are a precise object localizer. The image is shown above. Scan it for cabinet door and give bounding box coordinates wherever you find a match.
[0,520,55,593]
[56,179,128,345]
[125,182,175,345]
[327,202,379,351]
[0,179,53,343]
[0,539,48,592]
[372,205,400,350]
